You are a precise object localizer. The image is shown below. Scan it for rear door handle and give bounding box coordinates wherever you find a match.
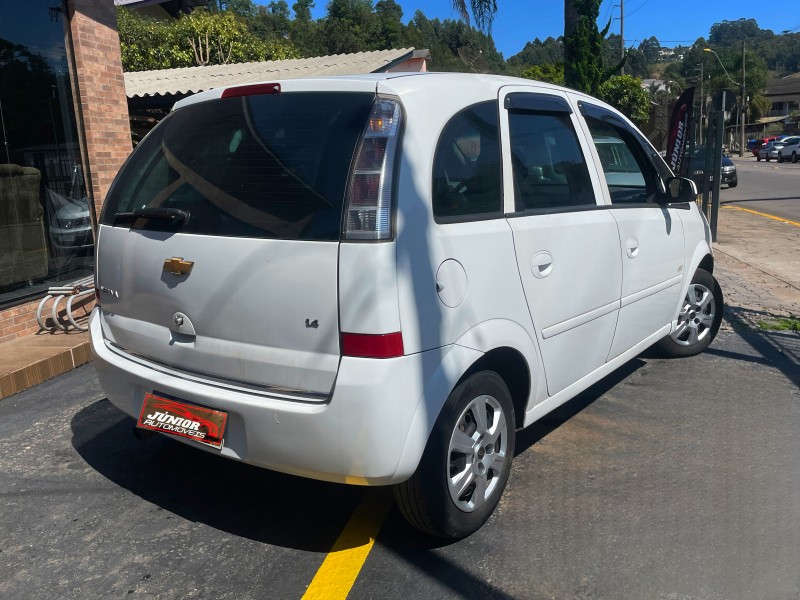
[531,251,554,279]
[625,237,639,259]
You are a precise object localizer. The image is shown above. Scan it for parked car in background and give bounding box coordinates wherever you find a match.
[686,147,737,188]
[757,140,786,161]
[90,73,722,539]
[777,136,800,163]
[751,139,766,157]
[720,155,738,187]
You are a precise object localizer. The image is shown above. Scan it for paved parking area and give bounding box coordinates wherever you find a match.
[2,319,799,599]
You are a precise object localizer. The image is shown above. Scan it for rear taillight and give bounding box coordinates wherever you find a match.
[341,332,404,358]
[343,98,402,240]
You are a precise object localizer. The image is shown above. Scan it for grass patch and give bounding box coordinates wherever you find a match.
[757,317,800,332]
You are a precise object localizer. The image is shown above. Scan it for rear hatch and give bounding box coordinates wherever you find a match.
[97,89,375,398]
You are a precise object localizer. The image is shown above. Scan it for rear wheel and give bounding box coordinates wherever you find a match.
[655,268,723,358]
[757,155,762,162]
[394,371,515,539]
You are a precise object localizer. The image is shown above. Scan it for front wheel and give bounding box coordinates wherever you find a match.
[793,152,797,164]
[655,268,723,358]
[778,153,784,163]
[394,371,515,539]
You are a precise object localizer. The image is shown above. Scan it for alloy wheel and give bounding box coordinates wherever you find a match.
[671,283,717,347]
[447,394,509,512]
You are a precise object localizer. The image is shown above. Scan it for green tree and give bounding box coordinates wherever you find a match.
[521,63,564,85]
[452,0,619,93]
[638,36,662,64]
[290,0,325,56]
[598,75,650,125]
[405,11,504,73]
[117,8,299,72]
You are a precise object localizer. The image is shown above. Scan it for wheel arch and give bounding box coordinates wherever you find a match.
[391,319,543,482]
[455,346,531,429]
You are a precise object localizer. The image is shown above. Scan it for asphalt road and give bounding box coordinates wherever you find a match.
[721,156,800,222]
[1,320,799,599]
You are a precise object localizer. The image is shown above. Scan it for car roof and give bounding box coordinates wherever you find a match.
[173,72,598,111]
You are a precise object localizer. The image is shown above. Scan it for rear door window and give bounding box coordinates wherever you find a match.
[102,92,374,240]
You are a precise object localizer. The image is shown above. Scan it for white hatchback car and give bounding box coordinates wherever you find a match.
[91,73,722,538]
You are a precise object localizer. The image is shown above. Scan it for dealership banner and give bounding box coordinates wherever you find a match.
[666,86,695,174]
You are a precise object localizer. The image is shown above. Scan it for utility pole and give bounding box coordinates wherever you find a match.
[740,41,746,157]
[698,62,704,146]
[620,0,625,75]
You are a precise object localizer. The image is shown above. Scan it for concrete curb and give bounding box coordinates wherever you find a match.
[0,334,91,400]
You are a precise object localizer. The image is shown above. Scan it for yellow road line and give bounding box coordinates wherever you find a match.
[302,490,392,600]
[722,205,800,228]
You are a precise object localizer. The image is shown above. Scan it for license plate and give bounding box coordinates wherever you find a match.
[137,393,228,449]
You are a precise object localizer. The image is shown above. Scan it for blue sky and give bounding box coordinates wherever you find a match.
[277,0,794,59]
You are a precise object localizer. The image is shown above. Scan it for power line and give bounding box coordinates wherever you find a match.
[626,0,653,18]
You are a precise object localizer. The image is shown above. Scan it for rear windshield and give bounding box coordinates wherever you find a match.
[102,92,374,240]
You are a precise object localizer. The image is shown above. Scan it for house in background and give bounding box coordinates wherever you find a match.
[764,72,800,119]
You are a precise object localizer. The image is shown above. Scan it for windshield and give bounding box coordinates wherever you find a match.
[102,92,374,240]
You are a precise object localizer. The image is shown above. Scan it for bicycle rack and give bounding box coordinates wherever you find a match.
[36,276,95,333]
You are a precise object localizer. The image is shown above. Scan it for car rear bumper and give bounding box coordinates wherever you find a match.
[90,308,464,486]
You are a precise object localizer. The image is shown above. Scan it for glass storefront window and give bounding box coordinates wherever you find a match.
[0,0,94,307]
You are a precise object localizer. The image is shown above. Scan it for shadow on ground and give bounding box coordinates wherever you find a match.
[70,400,363,552]
[715,308,800,388]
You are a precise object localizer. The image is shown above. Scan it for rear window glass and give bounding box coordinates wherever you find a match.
[102,92,374,240]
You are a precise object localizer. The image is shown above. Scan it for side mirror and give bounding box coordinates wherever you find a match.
[665,176,697,203]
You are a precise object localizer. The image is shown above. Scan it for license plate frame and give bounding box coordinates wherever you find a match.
[137,392,228,449]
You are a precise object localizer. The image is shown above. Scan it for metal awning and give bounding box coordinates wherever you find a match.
[124,49,430,99]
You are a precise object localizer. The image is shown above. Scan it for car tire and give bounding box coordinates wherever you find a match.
[394,371,515,539]
[778,153,784,163]
[766,155,770,162]
[655,268,723,358]
[756,155,761,161]
[728,180,737,188]
[793,152,797,164]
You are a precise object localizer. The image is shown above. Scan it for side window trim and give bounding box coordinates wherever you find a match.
[577,100,666,206]
[578,100,671,186]
[498,87,605,215]
[431,100,504,224]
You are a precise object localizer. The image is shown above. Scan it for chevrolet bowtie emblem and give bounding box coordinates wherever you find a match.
[163,257,194,276]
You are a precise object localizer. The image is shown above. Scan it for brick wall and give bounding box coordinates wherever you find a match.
[67,0,132,218]
[0,300,40,344]
[0,296,95,344]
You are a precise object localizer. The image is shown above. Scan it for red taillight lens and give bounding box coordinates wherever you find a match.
[221,83,281,98]
[341,332,404,358]
[343,98,402,240]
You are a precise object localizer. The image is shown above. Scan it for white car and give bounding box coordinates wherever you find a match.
[777,136,800,163]
[90,73,722,538]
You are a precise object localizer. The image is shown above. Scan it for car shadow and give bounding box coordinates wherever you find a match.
[709,310,800,388]
[70,399,366,552]
[514,357,646,457]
